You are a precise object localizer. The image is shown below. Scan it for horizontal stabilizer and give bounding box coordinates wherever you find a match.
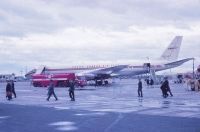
[164,58,194,68]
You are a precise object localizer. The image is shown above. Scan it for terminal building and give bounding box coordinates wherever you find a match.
[0,73,26,82]
[0,74,15,82]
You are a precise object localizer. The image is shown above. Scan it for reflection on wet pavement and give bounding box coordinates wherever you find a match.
[49,121,77,131]
[162,100,171,108]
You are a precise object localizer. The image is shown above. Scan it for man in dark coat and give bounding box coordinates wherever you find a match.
[68,80,75,101]
[11,80,17,98]
[166,79,173,96]
[138,79,143,97]
[160,77,171,98]
[46,79,58,101]
[6,80,12,100]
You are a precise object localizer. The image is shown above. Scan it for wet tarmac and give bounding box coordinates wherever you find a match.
[0,79,200,131]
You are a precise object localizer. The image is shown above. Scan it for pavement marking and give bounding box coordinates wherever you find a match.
[104,112,124,132]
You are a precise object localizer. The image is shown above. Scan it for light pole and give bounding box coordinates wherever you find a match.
[192,58,195,79]
[20,70,23,77]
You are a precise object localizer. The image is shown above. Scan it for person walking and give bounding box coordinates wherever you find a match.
[138,79,143,97]
[6,80,12,101]
[11,80,17,98]
[166,79,173,96]
[46,79,58,101]
[68,80,75,101]
[160,77,171,98]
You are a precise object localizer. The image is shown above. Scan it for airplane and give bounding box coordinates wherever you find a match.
[40,64,128,81]
[28,36,193,85]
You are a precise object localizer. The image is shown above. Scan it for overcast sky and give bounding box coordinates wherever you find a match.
[0,0,200,75]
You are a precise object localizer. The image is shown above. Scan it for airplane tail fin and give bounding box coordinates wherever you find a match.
[160,36,183,61]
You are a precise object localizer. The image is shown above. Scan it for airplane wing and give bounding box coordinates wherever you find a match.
[77,65,128,77]
[90,65,128,74]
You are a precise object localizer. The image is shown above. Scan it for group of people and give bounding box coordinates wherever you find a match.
[160,77,173,98]
[46,79,75,101]
[5,79,75,102]
[6,78,173,101]
[138,77,173,98]
[6,80,17,100]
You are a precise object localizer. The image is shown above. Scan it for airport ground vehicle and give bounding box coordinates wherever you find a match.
[31,73,86,87]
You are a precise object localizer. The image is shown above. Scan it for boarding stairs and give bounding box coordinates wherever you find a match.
[147,66,159,85]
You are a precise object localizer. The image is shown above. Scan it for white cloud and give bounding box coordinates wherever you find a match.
[0,0,199,74]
